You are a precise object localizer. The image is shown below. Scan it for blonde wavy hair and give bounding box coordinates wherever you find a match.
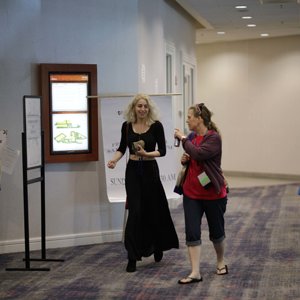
[124,94,160,125]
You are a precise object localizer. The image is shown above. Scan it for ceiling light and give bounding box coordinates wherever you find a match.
[217,31,226,35]
[242,16,252,19]
[247,24,257,27]
[235,5,247,9]
[260,33,270,37]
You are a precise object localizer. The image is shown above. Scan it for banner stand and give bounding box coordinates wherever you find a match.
[6,96,64,271]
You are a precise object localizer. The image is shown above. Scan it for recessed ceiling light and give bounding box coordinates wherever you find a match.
[235,5,247,9]
[247,24,256,27]
[260,33,269,37]
[217,31,226,35]
[242,16,252,19]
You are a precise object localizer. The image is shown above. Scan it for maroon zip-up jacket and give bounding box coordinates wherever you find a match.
[182,130,225,195]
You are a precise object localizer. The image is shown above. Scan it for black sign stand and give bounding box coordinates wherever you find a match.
[6,96,64,271]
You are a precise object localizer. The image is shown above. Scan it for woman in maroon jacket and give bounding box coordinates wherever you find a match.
[174,103,228,284]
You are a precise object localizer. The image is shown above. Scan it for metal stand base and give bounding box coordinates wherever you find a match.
[26,258,65,262]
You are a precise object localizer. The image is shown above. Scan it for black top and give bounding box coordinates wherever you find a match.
[117,121,166,156]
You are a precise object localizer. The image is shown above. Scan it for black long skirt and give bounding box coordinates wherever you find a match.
[124,159,179,261]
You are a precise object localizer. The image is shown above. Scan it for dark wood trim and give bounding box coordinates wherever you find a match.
[40,63,98,163]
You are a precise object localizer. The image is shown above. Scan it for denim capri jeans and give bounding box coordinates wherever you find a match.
[183,195,227,246]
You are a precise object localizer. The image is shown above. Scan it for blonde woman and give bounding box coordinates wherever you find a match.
[108,94,179,272]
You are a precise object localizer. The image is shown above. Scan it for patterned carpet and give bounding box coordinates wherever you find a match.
[0,183,300,300]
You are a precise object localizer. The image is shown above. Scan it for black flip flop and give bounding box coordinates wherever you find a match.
[178,276,203,284]
[216,265,228,275]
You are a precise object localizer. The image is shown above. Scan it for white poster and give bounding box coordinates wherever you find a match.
[0,130,20,180]
[1,146,20,175]
[24,97,42,168]
[51,82,88,112]
[0,129,8,189]
[0,129,8,157]
[101,95,180,203]
[52,113,89,151]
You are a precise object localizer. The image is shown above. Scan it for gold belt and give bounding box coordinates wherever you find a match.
[129,154,155,161]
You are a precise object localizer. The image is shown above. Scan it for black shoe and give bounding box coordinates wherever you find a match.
[126,260,136,272]
[154,250,163,262]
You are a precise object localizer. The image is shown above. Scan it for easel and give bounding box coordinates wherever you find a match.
[6,96,64,271]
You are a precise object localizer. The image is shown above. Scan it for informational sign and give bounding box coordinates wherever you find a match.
[51,81,88,112]
[50,74,89,153]
[0,129,20,189]
[40,64,98,163]
[101,95,180,203]
[0,129,8,189]
[0,129,7,157]
[24,96,42,168]
[1,146,20,175]
[52,113,89,152]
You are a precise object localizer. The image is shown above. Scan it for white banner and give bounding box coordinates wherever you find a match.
[101,96,180,203]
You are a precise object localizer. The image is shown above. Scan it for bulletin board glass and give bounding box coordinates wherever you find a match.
[40,64,98,163]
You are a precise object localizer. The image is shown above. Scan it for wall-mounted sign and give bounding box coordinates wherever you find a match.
[40,64,98,163]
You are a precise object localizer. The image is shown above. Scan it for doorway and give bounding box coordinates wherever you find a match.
[182,61,195,133]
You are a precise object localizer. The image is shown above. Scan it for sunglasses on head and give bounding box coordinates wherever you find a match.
[195,103,205,114]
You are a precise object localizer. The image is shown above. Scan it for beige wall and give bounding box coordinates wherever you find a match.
[196,36,300,177]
